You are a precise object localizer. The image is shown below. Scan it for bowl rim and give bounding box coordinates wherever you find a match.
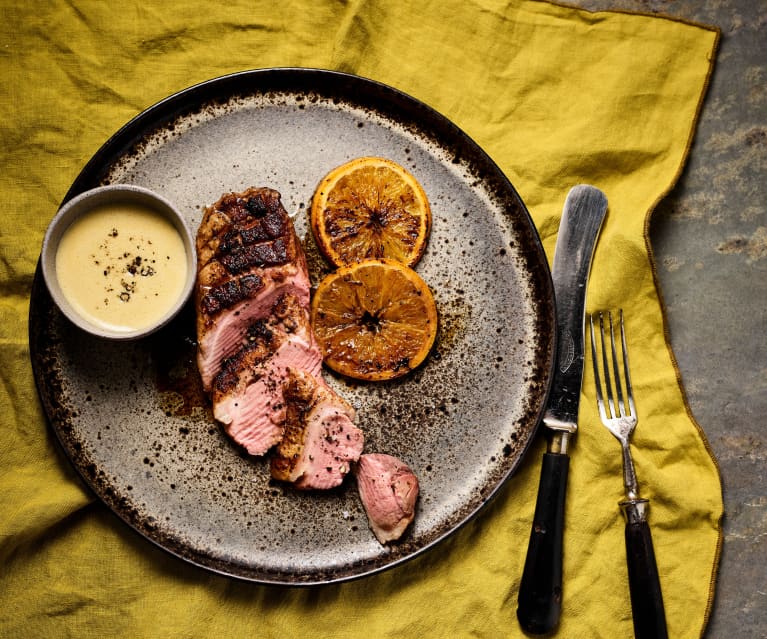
[41,183,196,340]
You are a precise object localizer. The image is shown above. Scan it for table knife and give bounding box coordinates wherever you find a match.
[517,185,607,634]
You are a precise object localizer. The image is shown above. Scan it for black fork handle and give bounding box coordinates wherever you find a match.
[517,451,569,634]
[622,499,668,639]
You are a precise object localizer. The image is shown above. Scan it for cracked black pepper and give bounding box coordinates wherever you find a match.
[55,201,187,333]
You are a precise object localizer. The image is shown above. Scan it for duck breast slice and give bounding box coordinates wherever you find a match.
[211,296,323,456]
[271,368,364,490]
[355,453,419,544]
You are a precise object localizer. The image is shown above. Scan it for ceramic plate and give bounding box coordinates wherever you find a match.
[30,68,555,584]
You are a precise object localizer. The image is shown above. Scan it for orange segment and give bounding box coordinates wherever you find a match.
[310,157,432,267]
[310,258,438,381]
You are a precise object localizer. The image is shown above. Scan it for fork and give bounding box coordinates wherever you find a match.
[589,310,668,639]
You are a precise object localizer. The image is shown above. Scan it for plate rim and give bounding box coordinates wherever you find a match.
[29,67,556,585]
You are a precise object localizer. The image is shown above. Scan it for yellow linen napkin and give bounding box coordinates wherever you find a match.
[0,1,721,637]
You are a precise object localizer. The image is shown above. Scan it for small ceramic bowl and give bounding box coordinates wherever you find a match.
[41,184,196,340]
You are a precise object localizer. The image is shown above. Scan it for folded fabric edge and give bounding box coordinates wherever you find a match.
[635,25,724,639]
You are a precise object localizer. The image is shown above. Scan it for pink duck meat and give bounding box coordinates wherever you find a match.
[355,453,419,543]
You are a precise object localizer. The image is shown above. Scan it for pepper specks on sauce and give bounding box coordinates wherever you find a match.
[55,201,187,333]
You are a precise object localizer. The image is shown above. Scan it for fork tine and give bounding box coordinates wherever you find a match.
[589,314,608,422]
[598,312,617,419]
[608,312,627,418]
[619,310,637,419]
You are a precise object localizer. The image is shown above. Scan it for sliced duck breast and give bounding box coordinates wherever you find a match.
[195,187,310,390]
[271,368,364,490]
[197,270,310,390]
[196,187,365,490]
[355,453,419,544]
[211,295,323,456]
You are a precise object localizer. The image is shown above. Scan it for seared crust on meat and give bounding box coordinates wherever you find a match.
[199,272,264,316]
[195,187,310,391]
[197,187,305,322]
[270,370,317,480]
[196,187,301,325]
[196,187,290,268]
[270,369,363,489]
[211,294,306,397]
[212,318,280,395]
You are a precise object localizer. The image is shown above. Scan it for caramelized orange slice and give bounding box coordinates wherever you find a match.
[310,157,432,267]
[310,258,438,381]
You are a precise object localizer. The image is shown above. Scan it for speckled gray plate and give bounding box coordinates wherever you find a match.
[29,68,555,585]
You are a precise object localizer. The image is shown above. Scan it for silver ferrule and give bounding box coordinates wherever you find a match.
[548,430,571,455]
[620,498,650,524]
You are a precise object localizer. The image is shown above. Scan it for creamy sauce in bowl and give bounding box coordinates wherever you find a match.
[45,189,194,338]
[40,184,197,340]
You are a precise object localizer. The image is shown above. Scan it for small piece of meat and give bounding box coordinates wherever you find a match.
[271,369,364,490]
[210,295,323,456]
[196,187,309,390]
[355,453,419,544]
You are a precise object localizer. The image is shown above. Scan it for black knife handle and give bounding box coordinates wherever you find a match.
[622,499,668,639]
[517,452,569,634]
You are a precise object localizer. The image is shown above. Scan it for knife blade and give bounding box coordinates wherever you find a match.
[517,184,607,634]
